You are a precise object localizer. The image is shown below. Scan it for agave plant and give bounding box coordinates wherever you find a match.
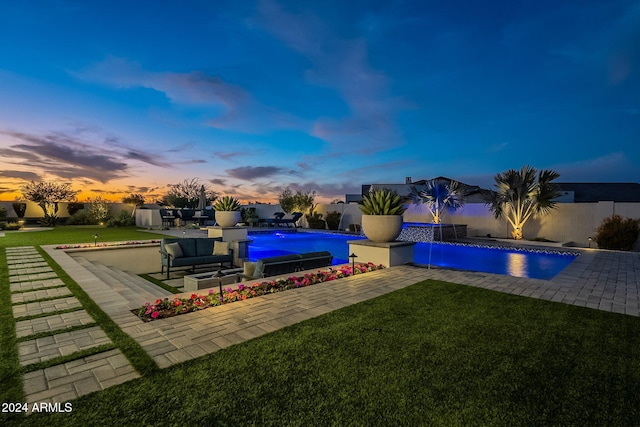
[359,187,406,215]
[213,196,241,211]
[409,178,465,224]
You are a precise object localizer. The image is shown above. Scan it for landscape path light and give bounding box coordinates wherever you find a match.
[215,269,225,303]
[349,252,358,273]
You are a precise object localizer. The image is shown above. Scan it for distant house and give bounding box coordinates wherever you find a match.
[555,183,640,203]
[360,178,640,204]
[361,176,485,203]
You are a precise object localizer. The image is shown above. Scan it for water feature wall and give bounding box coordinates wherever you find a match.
[398,223,467,242]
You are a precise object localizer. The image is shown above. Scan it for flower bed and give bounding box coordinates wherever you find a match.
[55,240,161,249]
[137,262,385,321]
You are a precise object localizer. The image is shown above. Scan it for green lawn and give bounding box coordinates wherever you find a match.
[9,280,640,426]
[3,227,640,425]
[0,226,168,248]
[0,226,169,424]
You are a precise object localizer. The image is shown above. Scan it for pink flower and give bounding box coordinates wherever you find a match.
[151,311,159,319]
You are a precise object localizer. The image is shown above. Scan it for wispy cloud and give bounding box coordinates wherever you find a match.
[226,165,287,181]
[256,0,404,152]
[550,151,636,182]
[74,56,305,134]
[488,142,509,152]
[208,178,227,186]
[213,151,246,160]
[505,1,640,86]
[0,127,171,183]
[0,170,42,181]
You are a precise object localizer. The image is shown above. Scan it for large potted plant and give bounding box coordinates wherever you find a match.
[214,196,241,227]
[359,188,406,242]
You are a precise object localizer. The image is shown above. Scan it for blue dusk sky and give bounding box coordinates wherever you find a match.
[0,0,638,203]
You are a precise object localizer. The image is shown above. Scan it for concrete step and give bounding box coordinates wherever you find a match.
[74,258,167,307]
[89,260,166,297]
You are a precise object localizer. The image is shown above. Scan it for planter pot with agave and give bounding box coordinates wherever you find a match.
[214,196,242,227]
[359,188,406,242]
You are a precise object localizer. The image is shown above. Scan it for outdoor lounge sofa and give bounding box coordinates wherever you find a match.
[237,251,333,281]
[160,237,234,278]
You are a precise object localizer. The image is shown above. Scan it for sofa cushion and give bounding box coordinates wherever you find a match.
[178,239,198,258]
[299,251,332,259]
[170,254,232,267]
[165,242,183,259]
[260,254,301,264]
[195,238,215,256]
[213,241,230,256]
[254,254,301,277]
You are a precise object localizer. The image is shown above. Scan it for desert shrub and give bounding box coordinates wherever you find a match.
[241,207,258,225]
[106,210,136,227]
[1,221,22,230]
[66,202,85,216]
[594,215,640,251]
[86,197,111,224]
[66,210,96,225]
[0,206,6,220]
[306,212,326,229]
[325,211,341,230]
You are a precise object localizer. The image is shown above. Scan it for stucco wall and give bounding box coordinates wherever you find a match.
[251,201,639,247]
[406,201,640,247]
[5,202,135,219]
[249,203,363,230]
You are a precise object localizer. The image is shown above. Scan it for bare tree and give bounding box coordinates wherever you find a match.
[21,181,78,226]
[122,193,146,206]
[163,178,217,209]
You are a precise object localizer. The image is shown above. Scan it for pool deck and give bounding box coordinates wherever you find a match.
[5,230,640,407]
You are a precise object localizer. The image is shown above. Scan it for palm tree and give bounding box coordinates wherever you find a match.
[409,178,466,224]
[484,166,561,240]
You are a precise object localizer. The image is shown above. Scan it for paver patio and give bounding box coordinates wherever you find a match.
[4,237,640,407]
[5,247,140,406]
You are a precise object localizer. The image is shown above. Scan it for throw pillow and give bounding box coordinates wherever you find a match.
[243,261,256,277]
[253,260,264,278]
[213,241,229,256]
[165,242,183,259]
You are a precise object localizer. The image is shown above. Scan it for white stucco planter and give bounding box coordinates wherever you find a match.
[215,211,241,227]
[361,215,404,242]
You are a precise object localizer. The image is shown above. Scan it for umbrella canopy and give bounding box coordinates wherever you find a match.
[197,185,207,211]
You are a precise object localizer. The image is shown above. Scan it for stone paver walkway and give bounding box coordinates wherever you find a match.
[4,241,639,407]
[5,247,139,405]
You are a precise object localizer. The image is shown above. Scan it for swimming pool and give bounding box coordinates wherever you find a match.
[247,231,578,280]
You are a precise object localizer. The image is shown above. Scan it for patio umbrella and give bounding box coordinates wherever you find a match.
[197,185,207,212]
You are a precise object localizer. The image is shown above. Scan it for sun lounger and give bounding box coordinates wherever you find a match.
[259,212,285,227]
[275,212,303,228]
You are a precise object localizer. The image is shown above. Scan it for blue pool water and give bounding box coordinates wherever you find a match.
[247,231,578,280]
